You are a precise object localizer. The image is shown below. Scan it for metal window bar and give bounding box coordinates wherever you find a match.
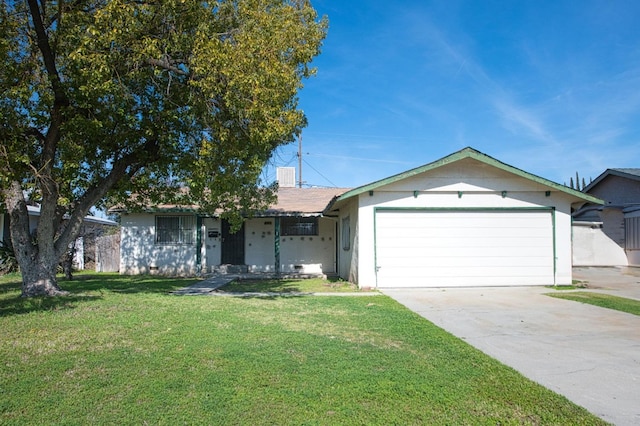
[156,216,195,244]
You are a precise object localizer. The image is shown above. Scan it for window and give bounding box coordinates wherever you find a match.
[342,216,350,251]
[281,217,318,236]
[156,215,195,244]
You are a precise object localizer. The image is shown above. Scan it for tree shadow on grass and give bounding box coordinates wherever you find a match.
[0,273,199,317]
[0,276,100,316]
[58,273,199,294]
[222,279,306,293]
[220,277,348,294]
[0,293,102,317]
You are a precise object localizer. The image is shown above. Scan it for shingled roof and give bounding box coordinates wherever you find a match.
[261,187,350,216]
[109,187,350,216]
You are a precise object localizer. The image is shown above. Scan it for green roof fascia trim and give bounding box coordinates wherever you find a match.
[335,147,604,205]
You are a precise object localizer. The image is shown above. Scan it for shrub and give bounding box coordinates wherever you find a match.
[0,240,19,274]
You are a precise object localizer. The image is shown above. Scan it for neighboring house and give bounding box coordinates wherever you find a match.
[0,206,41,242]
[114,147,601,288]
[326,147,601,288]
[0,206,119,271]
[113,187,349,276]
[572,168,640,266]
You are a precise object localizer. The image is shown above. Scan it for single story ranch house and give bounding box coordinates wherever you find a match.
[113,147,601,288]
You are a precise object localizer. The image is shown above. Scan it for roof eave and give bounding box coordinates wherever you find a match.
[335,147,604,205]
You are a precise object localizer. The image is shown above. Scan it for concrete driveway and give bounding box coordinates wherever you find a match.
[381,267,640,426]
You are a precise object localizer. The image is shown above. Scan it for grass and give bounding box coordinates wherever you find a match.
[544,280,589,291]
[222,277,361,293]
[0,273,606,425]
[547,291,640,316]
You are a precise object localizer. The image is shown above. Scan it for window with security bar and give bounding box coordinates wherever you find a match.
[155,215,195,244]
[281,217,318,236]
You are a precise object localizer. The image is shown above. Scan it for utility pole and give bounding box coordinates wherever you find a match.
[297,133,303,188]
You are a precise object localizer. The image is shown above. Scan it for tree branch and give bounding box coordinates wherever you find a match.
[147,57,190,76]
[54,139,161,258]
[26,0,68,108]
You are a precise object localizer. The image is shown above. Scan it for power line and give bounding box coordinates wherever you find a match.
[302,158,338,187]
[304,152,414,165]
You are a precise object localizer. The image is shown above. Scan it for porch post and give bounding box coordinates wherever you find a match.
[274,217,281,278]
[195,214,203,276]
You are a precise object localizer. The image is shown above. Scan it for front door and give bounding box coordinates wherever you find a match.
[221,220,245,265]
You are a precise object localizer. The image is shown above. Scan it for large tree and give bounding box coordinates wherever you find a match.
[0,0,327,297]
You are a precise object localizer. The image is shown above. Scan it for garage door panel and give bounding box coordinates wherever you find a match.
[378,238,551,251]
[378,229,549,241]
[388,265,552,279]
[381,273,552,287]
[375,210,554,288]
[379,245,552,258]
[378,255,552,268]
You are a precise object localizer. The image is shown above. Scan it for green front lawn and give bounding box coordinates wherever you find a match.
[0,274,605,425]
[223,277,361,293]
[547,291,640,316]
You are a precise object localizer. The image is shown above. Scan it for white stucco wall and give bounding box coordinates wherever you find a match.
[120,214,337,276]
[279,217,336,274]
[119,213,199,276]
[339,159,579,287]
[245,218,276,272]
[572,222,628,266]
[337,201,359,283]
[203,217,221,271]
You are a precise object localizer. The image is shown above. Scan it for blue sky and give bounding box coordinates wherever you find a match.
[264,0,640,189]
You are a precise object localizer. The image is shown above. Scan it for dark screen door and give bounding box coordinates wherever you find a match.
[221,220,245,265]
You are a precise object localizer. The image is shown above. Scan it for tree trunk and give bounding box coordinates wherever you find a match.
[3,182,69,297]
[20,257,68,297]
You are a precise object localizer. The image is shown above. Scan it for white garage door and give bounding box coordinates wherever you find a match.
[375,209,554,287]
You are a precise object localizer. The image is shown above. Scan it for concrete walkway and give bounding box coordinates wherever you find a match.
[381,267,640,426]
[171,275,236,295]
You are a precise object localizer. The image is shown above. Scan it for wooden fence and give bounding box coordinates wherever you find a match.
[95,233,120,272]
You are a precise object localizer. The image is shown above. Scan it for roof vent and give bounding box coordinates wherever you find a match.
[277,167,296,188]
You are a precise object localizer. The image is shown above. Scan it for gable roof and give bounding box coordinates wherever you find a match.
[583,168,640,193]
[331,147,603,205]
